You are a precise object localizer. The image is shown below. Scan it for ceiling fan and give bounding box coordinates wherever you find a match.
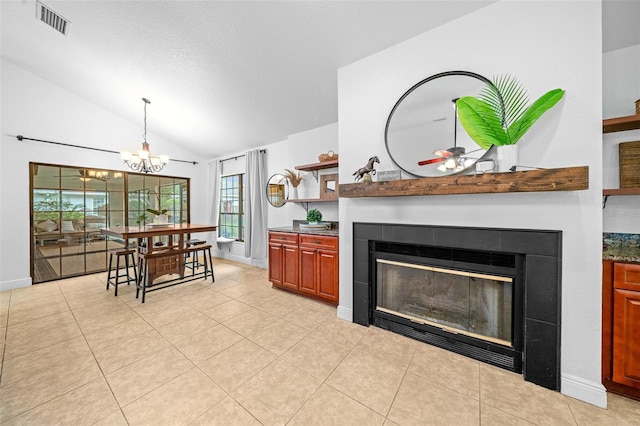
[54,170,119,181]
[417,98,480,173]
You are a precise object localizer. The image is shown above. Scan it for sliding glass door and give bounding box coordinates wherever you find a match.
[30,163,189,283]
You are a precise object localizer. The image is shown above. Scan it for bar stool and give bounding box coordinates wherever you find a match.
[184,239,205,273]
[184,240,214,281]
[106,248,137,296]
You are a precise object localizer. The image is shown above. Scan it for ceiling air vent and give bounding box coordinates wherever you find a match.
[36,1,70,36]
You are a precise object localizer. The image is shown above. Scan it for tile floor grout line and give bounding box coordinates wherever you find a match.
[0,290,14,387]
[56,280,128,423]
[381,343,414,423]
[0,282,110,423]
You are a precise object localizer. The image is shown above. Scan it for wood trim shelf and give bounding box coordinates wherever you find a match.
[603,114,640,133]
[287,198,337,203]
[603,188,640,196]
[339,166,589,198]
[295,160,338,171]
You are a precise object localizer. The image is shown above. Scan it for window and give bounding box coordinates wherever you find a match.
[30,163,190,283]
[219,174,245,241]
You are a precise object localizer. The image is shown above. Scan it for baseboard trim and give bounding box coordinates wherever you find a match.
[0,276,32,291]
[337,305,353,322]
[561,372,607,408]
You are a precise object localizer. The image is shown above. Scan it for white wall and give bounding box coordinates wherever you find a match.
[0,59,208,290]
[602,44,640,233]
[337,1,604,407]
[286,124,339,223]
[211,123,339,267]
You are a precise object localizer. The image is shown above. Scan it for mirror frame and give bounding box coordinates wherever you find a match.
[266,173,288,207]
[384,70,495,178]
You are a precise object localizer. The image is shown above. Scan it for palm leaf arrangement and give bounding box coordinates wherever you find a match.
[284,169,304,187]
[456,75,565,150]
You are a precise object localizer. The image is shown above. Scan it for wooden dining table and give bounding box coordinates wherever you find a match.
[101,223,216,301]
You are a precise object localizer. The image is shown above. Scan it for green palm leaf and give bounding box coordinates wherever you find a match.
[479,75,529,130]
[456,96,508,150]
[457,74,565,149]
[508,89,565,144]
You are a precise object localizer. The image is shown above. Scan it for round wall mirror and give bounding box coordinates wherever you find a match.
[385,71,495,178]
[266,173,288,207]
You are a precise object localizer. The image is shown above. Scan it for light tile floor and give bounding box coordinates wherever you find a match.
[1,259,639,425]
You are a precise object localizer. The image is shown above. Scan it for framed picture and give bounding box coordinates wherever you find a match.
[320,173,339,199]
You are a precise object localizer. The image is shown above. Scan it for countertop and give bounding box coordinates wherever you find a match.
[603,233,640,263]
[269,226,339,237]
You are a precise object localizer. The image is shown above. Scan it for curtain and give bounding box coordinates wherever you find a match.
[244,149,267,259]
[207,159,222,244]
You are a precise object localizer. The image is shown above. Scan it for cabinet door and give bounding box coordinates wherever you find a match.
[613,288,640,389]
[283,244,299,290]
[268,243,284,287]
[317,249,339,303]
[614,262,640,291]
[299,247,317,295]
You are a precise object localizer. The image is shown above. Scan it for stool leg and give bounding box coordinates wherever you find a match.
[207,248,214,282]
[106,253,114,291]
[114,254,121,297]
[202,250,209,281]
[129,253,137,285]
[142,269,148,303]
[136,257,144,299]
[123,254,129,290]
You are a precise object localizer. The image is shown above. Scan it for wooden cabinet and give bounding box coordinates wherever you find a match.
[268,232,299,290]
[603,261,640,400]
[269,231,339,305]
[298,234,339,304]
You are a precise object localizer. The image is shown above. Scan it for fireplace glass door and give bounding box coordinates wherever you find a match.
[376,259,513,346]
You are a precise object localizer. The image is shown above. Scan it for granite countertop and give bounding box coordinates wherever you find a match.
[269,226,339,237]
[603,233,640,263]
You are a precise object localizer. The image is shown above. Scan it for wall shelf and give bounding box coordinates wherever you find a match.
[603,114,640,133]
[339,166,589,198]
[287,198,337,203]
[295,159,338,171]
[295,159,338,181]
[287,198,337,212]
[603,188,640,196]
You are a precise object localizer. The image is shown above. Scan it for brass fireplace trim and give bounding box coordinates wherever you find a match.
[376,258,513,283]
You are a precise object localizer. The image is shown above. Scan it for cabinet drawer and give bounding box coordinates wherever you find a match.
[299,234,338,250]
[269,232,299,245]
[614,262,640,291]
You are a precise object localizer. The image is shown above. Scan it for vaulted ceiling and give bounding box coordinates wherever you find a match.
[2,1,638,159]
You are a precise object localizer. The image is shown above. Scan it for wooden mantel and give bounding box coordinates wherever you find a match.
[339,166,589,198]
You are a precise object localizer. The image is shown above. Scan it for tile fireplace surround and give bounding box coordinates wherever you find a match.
[352,222,562,391]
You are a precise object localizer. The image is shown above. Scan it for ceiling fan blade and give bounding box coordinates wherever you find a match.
[418,157,447,166]
[433,149,454,157]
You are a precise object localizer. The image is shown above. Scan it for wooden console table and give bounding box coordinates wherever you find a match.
[101,223,216,301]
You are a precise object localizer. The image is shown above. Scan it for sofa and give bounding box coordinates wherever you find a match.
[34,218,105,246]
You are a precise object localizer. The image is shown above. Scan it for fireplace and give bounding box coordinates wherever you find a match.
[353,223,561,391]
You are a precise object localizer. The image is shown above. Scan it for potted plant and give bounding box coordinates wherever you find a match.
[307,208,322,224]
[146,190,170,223]
[136,213,149,225]
[456,75,565,171]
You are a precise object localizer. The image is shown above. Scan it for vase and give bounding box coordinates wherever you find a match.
[154,214,168,224]
[496,145,518,172]
[290,186,299,200]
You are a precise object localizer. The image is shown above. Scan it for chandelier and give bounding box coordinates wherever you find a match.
[121,98,169,173]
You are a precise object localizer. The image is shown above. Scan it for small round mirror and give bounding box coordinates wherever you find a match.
[266,174,289,207]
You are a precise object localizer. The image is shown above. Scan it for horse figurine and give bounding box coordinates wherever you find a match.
[353,156,380,182]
